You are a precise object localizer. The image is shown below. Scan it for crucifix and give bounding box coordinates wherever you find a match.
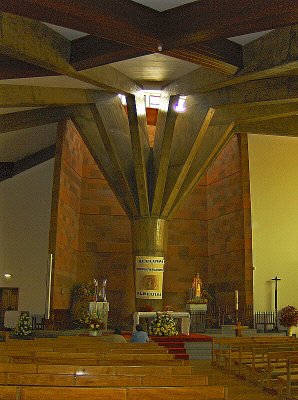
[272,276,281,331]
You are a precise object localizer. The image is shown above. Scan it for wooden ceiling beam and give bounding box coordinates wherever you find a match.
[0,84,97,107]
[0,145,56,182]
[200,76,298,108]
[0,12,142,94]
[163,39,242,75]
[165,25,298,96]
[161,0,298,48]
[0,54,57,80]
[71,36,151,71]
[0,106,70,133]
[0,0,160,52]
[234,116,298,136]
[211,103,298,125]
[126,93,150,217]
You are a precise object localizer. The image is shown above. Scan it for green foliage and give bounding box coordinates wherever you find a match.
[149,312,178,336]
[15,313,32,336]
[71,281,94,327]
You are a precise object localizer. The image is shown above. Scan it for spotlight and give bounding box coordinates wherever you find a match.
[4,273,12,279]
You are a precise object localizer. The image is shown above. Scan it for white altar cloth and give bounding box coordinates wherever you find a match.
[4,311,21,329]
[133,311,190,335]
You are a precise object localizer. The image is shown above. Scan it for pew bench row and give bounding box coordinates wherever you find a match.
[0,372,208,387]
[0,385,228,400]
[0,363,192,375]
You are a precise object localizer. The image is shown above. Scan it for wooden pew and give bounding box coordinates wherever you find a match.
[9,351,183,366]
[0,363,192,376]
[0,372,208,387]
[212,337,298,371]
[277,356,298,399]
[8,385,228,400]
[231,344,298,377]
[256,352,298,393]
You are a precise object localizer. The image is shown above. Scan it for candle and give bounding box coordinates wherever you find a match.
[235,290,239,311]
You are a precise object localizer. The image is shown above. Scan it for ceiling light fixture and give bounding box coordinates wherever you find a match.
[175,96,186,113]
[118,94,127,106]
[4,273,12,279]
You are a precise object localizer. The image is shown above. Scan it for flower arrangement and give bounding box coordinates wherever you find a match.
[79,312,105,331]
[279,305,298,328]
[149,312,178,336]
[14,312,32,336]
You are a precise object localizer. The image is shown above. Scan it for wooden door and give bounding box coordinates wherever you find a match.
[0,288,19,328]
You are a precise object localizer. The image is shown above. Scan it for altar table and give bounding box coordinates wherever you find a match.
[4,310,21,329]
[133,311,190,335]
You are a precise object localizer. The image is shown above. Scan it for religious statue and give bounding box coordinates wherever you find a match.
[192,273,203,298]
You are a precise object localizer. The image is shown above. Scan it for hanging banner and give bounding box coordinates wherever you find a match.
[135,256,164,299]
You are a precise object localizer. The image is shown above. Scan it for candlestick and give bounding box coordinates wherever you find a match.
[235,290,239,311]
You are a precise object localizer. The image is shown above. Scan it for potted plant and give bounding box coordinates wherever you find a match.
[279,305,298,336]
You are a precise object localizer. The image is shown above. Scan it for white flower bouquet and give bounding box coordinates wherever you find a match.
[14,312,32,336]
[149,311,178,336]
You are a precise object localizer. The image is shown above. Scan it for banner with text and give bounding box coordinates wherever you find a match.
[135,256,164,299]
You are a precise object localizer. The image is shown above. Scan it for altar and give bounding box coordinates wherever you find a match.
[133,311,190,335]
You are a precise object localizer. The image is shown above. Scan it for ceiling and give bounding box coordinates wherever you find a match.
[0,0,296,167]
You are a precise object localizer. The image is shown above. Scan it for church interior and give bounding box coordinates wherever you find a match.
[0,1,298,399]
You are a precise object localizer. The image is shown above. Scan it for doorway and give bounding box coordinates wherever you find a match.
[0,288,19,328]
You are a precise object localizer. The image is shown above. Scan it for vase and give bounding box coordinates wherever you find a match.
[89,330,102,337]
[287,326,293,337]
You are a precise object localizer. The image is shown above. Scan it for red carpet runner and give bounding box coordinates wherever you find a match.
[150,333,213,360]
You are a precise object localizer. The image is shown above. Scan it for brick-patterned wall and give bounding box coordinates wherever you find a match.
[49,121,83,310]
[167,178,208,310]
[78,146,134,324]
[206,134,252,308]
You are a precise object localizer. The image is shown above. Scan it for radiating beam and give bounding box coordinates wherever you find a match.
[70,105,138,218]
[161,108,215,218]
[151,95,179,217]
[167,122,235,219]
[126,93,150,217]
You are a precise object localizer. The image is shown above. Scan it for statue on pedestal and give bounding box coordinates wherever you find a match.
[192,273,203,298]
